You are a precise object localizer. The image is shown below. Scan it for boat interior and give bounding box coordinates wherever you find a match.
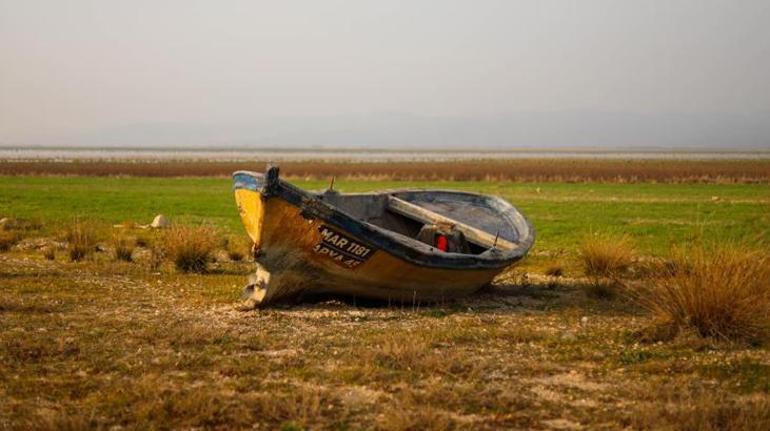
[317,190,518,255]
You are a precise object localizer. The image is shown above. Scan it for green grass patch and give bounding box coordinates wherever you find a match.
[1,176,768,257]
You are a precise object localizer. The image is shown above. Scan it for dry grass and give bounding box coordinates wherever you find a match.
[41,246,56,260]
[1,196,768,429]
[2,159,770,183]
[164,225,218,272]
[64,221,97,262]
[585,279,623,300]
[227,249,244,262]
[135,234,151,248]
[222,236,248,262]
[631,243,770,344]
[579,233,636,277]
[544,263,564,277]
[112,235,134,262]
[626,384,770,430]
[0,230,20,252]
[2,244,769,429]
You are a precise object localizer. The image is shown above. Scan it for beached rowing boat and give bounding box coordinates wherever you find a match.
[233,166,534,305]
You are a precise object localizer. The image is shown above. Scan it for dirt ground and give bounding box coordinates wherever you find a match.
[1,249,769,430]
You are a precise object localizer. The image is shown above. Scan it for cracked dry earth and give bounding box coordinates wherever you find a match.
[1,253,769,430]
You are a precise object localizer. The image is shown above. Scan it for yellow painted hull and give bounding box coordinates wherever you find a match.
[235,188,503,304]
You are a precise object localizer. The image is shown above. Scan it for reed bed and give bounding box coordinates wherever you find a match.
[2,159,770,183]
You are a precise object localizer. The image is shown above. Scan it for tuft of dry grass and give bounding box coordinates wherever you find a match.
[631,243,770,344]
[225,237,249,262]
[164,225,218,273]
[112,235,134,262]
[579,233,636,277]
[0,230,20,252]
[148,246,165,270]
[64,221,97,262]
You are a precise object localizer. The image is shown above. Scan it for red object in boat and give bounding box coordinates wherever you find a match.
[435,234,448,252]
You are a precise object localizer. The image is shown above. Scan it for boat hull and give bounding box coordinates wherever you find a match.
[233,168,533,305]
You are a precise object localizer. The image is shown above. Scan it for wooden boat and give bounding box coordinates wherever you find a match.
[233,166,534,305]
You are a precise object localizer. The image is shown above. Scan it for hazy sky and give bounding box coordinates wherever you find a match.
[1,0,769,148]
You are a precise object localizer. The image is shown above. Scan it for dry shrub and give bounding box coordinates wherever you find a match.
[164,225,218,272]
[631,243,770,344]
[65,221,97,261]
[0,230,20,252]
[112,235,135,262]
[579,233,635,277]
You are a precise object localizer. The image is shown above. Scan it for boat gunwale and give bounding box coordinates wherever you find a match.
[233,170,535,270]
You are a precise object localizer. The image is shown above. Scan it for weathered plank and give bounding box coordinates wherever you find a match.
[386,196,515,251]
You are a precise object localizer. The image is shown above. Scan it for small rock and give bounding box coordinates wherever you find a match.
[150,214,170,229]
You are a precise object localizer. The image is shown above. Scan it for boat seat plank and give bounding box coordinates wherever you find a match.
[386,196,516,251]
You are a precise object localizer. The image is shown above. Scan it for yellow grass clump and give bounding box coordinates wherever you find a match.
[0,230,20,252]
[579,233,636,277]
[112,235,135,262]
[632,243,770,344]
[164,225,218,273]
[65,221,97,262]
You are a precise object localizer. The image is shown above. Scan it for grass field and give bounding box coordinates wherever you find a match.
[2,174,770,429]
[1,175,768,257]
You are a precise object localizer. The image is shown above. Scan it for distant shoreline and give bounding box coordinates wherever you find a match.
[2,158,769,183]
[2,147,769,162]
